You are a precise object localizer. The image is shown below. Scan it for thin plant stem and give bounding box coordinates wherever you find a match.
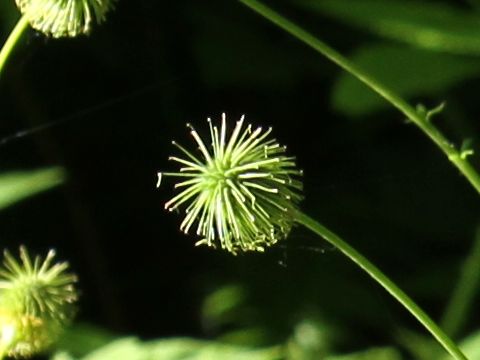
[0,15,30,78]
[441,226,480,338]
[294,210,467,360]
[239,0,480,196]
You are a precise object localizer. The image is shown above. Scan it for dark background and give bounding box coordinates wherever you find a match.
[0,0,479,357]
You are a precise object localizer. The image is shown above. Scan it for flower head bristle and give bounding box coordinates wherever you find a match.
[0,246,78,357]
[159,114,303,254]
[15,0,117,38]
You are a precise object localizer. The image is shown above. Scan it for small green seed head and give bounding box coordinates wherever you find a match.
[0,246,78,357]
[158,114,303,254]
[15,0,117,38]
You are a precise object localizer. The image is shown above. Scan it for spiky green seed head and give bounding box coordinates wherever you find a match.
[0,246,78,357]
[158,114,304,255]
[15,0,116,38]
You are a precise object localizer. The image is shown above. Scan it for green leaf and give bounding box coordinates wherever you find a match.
[83,338,147,360]
[56,323,117,358]
[147,338,283,360]
[54,336,283,360]
[396,329,442,360]
[201,284,247,327]
[0,2,20,35]
[51,352,77,360]
[447,330,480,360]
[287,319,333,360]
[0,167,66,210]
[331,45,480,116]
[325,347,402,360]
[300,0,480,55]
[147,338,203,359]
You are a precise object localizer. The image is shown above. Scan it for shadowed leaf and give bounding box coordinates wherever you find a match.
[331,45,480,116]
[0,167,66,210]
[325,347,402,360]
[300,0,480,55]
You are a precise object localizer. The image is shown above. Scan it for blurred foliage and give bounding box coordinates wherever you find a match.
[201,284,247,330]
[55,323,116,358]
[331,45,480,116]
[53,324,403,360]
[54,331,283,360]
[286,318,335,359]
[0,167,65,210]
[0,1,19,34]
[293,0,480,117]
[453,330,480,360]
[299,0,480,55]
[49,313,480,359]
[396,329,442,360]
[324,347,402,360]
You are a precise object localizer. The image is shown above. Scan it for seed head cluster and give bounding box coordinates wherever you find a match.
[158,114,303,254]
[0,247,77,357]
[15,0,116,37]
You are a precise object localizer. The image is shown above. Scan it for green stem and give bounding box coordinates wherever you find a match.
[441,226,480,338]
[294,210,467,360]
[0,14,30,78]
[239,0,480,196]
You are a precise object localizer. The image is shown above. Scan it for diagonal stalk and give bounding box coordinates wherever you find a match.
[239,0,480,196]
[294,210,467,360]
[0,15,30,78]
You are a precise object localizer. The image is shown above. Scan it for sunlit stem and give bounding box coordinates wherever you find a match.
[239,0,480,196]
[294,211,467,360]
[0,15,30,78]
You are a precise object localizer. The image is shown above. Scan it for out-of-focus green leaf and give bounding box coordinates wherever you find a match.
[51,337,284,360]
[148,338,283,360]
[444,330,480,360]
[54,338,146,360]
[202,284,247,328]
[218,327,271,347]
[331,45,480,116]
[0,2,19,35]
[396,329,441,360]
[50,351,76,360]
[287,319,333,360]
[300,0,480,55]
[0,167,65,210]
[56,323,117,358]
[51,352,77,360]
[83,338,148,360]
[325,347,402,360]
[53,336,283,360]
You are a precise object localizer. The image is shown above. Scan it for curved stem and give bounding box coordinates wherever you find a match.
[0,15,30,78]
[239,0,480,196]
[294,210,467,360]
